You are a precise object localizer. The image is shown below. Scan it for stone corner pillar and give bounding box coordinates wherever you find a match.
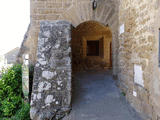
[30,20,72,120]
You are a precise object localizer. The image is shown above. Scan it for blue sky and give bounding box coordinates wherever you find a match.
[0,0,30,55]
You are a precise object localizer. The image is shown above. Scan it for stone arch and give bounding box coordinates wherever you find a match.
[59,0,119,75]
[59,0,118,29]
[72,20,113,71]
[30,17,118,119]
[19,0,119,75]
[75,20,112,34]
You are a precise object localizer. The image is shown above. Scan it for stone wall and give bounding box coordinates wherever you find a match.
[4,47,19,64]
[150,0,160,119]
[19,0,119,75]
[118,0,160,119]
[30,21,72,120]
[19,0,160,119]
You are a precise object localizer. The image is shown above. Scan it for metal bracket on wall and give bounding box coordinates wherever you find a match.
[92,0,97,10]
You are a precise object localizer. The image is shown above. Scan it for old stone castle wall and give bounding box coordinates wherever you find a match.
[19,0,119,75]
[18,0,160,119]
[30,21,72,120]
[119,0,160,119]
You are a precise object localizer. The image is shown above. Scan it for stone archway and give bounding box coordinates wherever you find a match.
[29,0,119,120]
[72,20,112,71]
[18,0,119,76]
[60,0,119,75]
[30,19,116,120]
[18,0,160,119]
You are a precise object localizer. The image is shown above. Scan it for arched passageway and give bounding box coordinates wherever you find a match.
[72,21,112,71]
[30,20,143,120]
[69,21,142,120]
[21,0,160,118]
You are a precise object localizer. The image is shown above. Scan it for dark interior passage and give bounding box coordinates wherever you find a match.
[72,21,112,71]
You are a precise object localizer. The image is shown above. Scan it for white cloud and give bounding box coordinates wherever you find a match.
[0,0,30,55]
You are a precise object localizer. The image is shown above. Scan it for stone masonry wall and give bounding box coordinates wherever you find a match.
[30,21,72,120]
[118,0,160,119]
[19,0,119,75]
[19,0,160,119]
[17,0,160,119]
[150,0,160,119]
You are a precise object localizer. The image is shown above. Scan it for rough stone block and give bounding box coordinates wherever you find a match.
[30,20,72,120]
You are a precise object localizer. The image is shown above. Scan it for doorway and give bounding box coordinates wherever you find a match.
[72,21,112,71]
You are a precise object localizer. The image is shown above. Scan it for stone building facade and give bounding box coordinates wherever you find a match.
[17,0,160,120]
[5,47,19,64]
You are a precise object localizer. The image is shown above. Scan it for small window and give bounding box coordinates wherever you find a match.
[87,40,99,56]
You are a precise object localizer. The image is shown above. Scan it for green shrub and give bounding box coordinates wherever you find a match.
[0,100,30,120]
[0,64,22,117]
[10,100,30,120]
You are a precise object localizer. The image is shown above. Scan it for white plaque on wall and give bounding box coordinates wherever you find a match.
[133,91,137,97]
[119,24,125,34]
[134,64,144,87]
